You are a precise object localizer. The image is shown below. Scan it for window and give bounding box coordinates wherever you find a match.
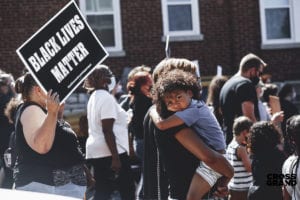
[79,0,124,54]
[259,0,300,48]
[161,0,202,41]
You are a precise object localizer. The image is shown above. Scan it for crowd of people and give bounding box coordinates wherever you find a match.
[0,53,299,200]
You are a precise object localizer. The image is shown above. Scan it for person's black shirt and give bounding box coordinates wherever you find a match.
[143,108,198,200]
[14,102,84,187]
[280,98,299,137]
[220,75,259,144]
[130,94,152,140]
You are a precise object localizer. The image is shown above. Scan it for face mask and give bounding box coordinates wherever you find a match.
[108,76,116,92]
[250,76,260,86]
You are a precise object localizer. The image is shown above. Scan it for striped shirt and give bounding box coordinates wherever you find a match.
[226,140,253,191]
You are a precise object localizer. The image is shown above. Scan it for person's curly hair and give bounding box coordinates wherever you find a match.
[248,121,282,157]
[152,69,201,118]
[152,58,197,83]
[286,115,300,154]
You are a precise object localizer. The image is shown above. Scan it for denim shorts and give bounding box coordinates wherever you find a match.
[16,181,86,199]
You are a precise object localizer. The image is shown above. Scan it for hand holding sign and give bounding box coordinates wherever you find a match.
[46,89,60,116]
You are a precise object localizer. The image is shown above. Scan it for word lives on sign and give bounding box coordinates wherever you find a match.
[16,0,108,103]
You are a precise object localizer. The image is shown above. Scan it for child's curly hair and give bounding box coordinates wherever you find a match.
[152,69,201,118]
[248,121,282,157]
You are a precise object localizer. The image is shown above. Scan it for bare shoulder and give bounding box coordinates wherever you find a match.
[21,105,46,122]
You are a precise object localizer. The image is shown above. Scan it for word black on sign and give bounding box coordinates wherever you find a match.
[16,0,108,103]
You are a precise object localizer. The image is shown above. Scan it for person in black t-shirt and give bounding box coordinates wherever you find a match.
[125,71,153,198]
[220,53,267,144]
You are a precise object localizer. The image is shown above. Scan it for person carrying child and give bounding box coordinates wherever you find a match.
[150,69,233,200]
[226,116,253,200]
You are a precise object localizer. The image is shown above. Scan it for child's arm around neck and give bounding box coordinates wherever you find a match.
[150,108,184,130]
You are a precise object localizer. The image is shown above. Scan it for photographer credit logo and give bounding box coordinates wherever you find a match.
[266,174,297,186]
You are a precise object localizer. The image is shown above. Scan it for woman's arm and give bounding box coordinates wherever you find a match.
[22,91,60,154]
[150,108,184,130]
[102,118,121,173]
[174,128,234,179]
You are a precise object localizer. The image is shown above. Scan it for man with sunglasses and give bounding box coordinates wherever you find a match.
[220,53,267,145]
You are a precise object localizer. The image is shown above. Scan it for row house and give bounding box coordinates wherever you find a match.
[1,0,300,111]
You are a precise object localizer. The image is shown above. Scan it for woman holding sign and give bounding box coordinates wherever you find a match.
[13,72,87,199]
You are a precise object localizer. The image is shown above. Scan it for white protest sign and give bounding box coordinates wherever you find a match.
[217,65,222,76]
[165,35,170,58]
[192,60,200,78]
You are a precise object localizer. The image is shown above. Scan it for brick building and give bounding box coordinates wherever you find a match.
[1,0,300,82]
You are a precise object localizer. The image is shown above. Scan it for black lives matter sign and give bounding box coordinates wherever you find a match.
[16,0,108,103]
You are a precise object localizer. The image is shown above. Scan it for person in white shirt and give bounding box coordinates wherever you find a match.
[84,65,135,200]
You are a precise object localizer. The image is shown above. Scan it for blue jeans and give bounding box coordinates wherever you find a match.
[134,139,144,161]
[16,181,86,199]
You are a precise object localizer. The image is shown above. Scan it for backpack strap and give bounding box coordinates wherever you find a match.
[13,103,24,127]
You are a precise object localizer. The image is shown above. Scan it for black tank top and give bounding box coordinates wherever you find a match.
[14,102,84,187]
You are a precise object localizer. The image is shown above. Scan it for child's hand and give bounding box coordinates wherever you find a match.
[213,176,230,198]
[150,106,161,124]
